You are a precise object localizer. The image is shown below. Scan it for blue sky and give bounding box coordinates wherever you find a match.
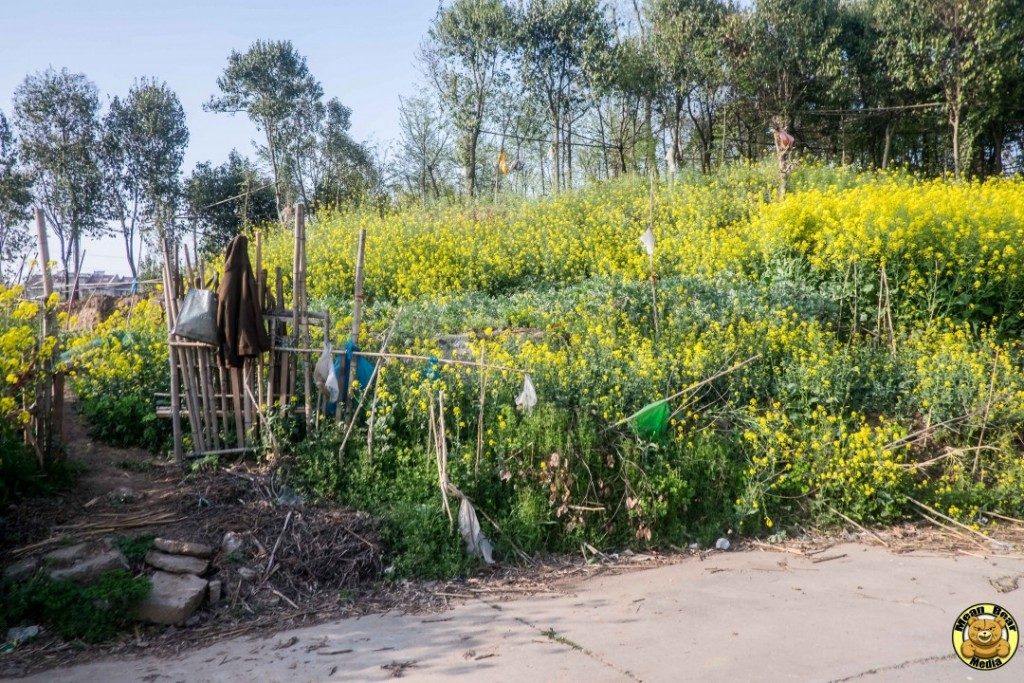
[0,0,439,273]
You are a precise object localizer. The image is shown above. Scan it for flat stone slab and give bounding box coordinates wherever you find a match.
[47,550,128,584]
[153,538,213,559]
[135,571,208,625]
[43,543,91,566]
[4,556,41,582]
[145,551,208,576]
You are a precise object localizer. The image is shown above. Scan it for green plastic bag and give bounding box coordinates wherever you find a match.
[628,399,669,439]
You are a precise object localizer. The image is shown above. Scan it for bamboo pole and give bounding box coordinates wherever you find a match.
[292,205,309,424]
[346,228,367,414]
[272,346,527,374]
[218,364,233,446]
[255,232,264,408]
[230,366,245,447]
[159,238,183,465]
[33,209,56,466]
[300,212,312,428]
[275,267,288,405]
[166,243,206,455]
[202,350,221,450]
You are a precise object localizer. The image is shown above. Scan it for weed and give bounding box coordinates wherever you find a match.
[1,570,151,642]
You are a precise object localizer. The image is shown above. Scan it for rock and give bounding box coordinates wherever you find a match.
[237,566,257,581]
[107,486,138,505]
[153,538,213,559]
[6,625,40,644]
[3,557,41,582]
[687,542,701,551]
[135,571,208,625]
[208,579,222,605]
[221,531,244,555]
[47,550,128,584]
[715,538,731,551]
[43,542,91,566]
[145,551,209,576]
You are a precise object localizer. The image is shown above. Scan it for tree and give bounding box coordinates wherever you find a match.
[519,0,613,191]
[875,0,1022,177]
[0,112,33,282]
[725,0,844,152]
[184,152,276,257]
[395,93,455,202]
[422,0,515,197]
[101,79,188,278]
[280,97,377,211]
[13,68,104,295]
[647,0,729,173]
[206,40,323,216]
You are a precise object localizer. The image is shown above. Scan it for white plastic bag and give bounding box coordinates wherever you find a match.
[515,373,537,414]
[314,345,339,403]
[458,497,494,564]
[640,226,656,257]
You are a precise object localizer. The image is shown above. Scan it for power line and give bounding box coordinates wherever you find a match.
[799,102,946,116]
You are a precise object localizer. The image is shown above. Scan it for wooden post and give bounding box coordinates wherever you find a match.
[160,238,184,465]
[273,267,286,405]
[33,209,56,465]
[300,214,313,428]
[345,228,367,412]
[293,205,310,425]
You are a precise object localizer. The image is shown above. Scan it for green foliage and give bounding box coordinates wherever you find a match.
[115,534,155,564]
[1,570,151,643]
[12,67,105,279]
[68,298,170,453]
[100,78,188,277]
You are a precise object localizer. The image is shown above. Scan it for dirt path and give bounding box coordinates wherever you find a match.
[1,403,177,556]
[17,543,1024,682]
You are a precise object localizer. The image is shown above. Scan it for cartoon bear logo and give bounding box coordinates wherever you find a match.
[961,616,1010,660]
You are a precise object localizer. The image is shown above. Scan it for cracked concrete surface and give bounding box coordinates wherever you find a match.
[17,543,1024,682]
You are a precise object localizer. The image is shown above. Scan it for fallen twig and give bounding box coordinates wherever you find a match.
[827,505,889,547]
[811,553,847,564]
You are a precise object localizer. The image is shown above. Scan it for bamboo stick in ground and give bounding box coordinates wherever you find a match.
[160,239,183,465]
[267,317,277,409]
[300,214,312,428]
[345,228,367,415]
[183,347,207,454]
[337,314,399,462]
[275,267,288,405]
[242,360,254,433]
[196,347,218,450]
[217,363,233,446]
[230,366,246,447]
[163,240,204,454]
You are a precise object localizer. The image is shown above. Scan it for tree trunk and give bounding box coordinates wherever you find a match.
[881,118,894,169]
[552,118,561,192]
[950,103,961,179]
[264,119,284,220]
[566,117,573,189]
[466,127,480,197]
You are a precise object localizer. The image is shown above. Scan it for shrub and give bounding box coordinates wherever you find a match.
[1,570,151,642]
[67,298,170,452]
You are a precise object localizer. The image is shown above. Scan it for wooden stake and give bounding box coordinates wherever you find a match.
[159,238,183,465]
[275,267,288,405]
[218,363,232,446]
[300,214,312,428]
[345,228,367,413]
[230,366,245,447]
[33,209,56,466]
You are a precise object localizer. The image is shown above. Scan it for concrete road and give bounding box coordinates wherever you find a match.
[21,543,1024,682]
